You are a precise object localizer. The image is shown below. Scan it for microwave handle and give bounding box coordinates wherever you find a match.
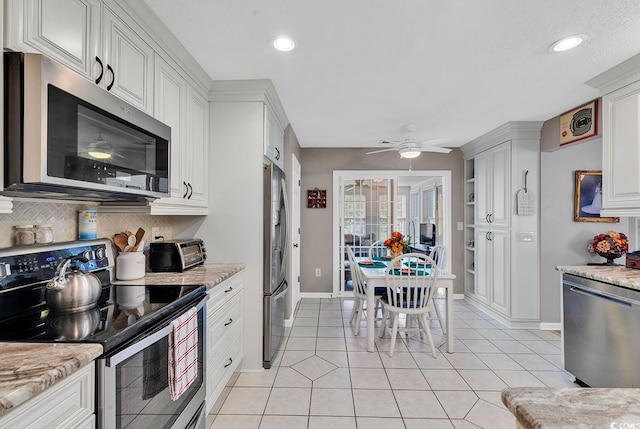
[106,296,207,367]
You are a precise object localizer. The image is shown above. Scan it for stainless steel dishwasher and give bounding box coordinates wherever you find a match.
[563,273,640,387]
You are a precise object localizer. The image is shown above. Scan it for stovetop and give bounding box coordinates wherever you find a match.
[0,239,206,354]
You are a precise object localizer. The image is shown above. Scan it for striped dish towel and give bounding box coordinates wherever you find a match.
[168,307,198,400]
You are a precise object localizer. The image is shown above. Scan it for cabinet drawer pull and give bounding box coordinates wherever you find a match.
[106,64,115,91]
[187,182,193,199]
[224,358,233,368]
[225,286,233,293]
[224,318,233,326]
[95,56,104,84]
[183,181,189,198]
[485,214,490,223]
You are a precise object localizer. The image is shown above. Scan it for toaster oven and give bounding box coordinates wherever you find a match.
[148,239,206,272]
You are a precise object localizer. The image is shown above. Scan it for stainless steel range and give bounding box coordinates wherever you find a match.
[0,239,208,429]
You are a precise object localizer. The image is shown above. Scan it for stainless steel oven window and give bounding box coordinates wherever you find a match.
[98,304,206,429]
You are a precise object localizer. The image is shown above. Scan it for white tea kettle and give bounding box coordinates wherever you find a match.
[46,257,102,313]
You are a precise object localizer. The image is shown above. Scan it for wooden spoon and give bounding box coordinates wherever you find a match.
[113,233,128,252]
[134,228,145,247]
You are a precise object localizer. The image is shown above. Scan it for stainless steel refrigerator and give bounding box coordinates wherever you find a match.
[263,163,289,368]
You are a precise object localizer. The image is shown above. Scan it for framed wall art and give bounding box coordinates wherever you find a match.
[574,170,619,222]
[560,99,598,146]
[307,189,327,208]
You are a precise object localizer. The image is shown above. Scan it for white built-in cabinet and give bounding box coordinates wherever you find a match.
[0,364,95,429]
[264,105,285,169]
[206,272,244,414]
[4,0,212,214]
[586,53,640,216]
[6,0,154,113]
[462,122,542,328]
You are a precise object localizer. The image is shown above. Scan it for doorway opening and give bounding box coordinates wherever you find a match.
[332,170,452,296]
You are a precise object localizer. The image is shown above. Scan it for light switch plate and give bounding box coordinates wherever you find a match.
[457,222,463,231]
[516,231,535,242]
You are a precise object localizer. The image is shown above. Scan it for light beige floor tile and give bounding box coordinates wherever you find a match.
[285,337,317,351]
[380,351,418,368]
[280,350,316,366]
[475,390,505,408]
[226,371,240,387]
[460,339,503,354]
[308,416,357,429]
[210,414,261,429]
[404,418,455,429]
[318,317,344,327]
[465,398,515,429]
[413,352,454,369]
[453,329,485,340]
[259,415,308,429]
[264,387,311,415]
[219,387,271,415]
[316,350,349,367]
[530,370,578,387]
[296,309,320,318]
[466,319,498,329]
[394,390,448,418]
[475,329,514,341]
[457,370,508,391]
[529,330,561,341]
[434,390,479,418]
[319,310,343,318]
[234,369,278,387]
[294,317,319,327]
[314,368,352,388]
[290,326,319,337]
[310,388,355,416]
[509,354,559,371]
[422,369,471,390]
[274,367,313,387]
[375,338,409,353]
[386,368,430,390]
[451,419,482,428]
[356,416,406,428]
[347,351,384,368]
[438,340,471,353]
[344,337,370,352]
[540,354,563,369]
[350,368,391,389]
[292,355,338,380]
[475,353,523,371]
[503,330,543,341]
[318,326,346,337]
[519,340,560,354]
[208,386,231,414]
[494,370,547,387]
[352,389,400,417]
[443,353,489,370]
[298,303,320,310]
[490,340,533,354]
[316,337,347,351]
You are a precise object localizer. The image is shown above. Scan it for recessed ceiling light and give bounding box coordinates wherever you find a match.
[549,34,588,52]
[272,36,296,52]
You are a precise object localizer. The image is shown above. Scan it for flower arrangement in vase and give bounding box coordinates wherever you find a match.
[384,232,410,266]
[588,231,628,265]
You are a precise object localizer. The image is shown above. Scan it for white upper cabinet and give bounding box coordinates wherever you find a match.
[183,86,209,206]
[474,142,510,228]
[264,105,285,169]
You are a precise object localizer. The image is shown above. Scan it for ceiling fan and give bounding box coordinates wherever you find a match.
[366,124,452,158]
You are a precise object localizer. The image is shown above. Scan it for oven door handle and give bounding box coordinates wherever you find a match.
[106,296,208,367]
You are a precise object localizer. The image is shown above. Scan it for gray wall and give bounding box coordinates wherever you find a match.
[299,148,464,295]
[539,116,631,323]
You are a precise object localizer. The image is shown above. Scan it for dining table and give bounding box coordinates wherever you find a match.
[356,257,456,353]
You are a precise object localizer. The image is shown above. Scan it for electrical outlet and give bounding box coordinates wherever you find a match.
[315,268,321,277]
[151,227,160,241]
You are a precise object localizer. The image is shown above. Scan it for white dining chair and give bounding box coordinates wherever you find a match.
[428,244,447,335]
[346,245,382,336]
[378,253,439,357]
[368,240,388,258]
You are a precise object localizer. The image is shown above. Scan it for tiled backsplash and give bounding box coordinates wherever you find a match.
[0,200,172,248]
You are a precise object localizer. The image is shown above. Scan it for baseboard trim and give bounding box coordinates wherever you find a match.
[464,294,542,329]
[539,322,561,331]
[453,293,465,300]
[300,292,335,298]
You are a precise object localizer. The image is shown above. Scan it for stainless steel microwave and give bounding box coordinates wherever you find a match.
[3,52,170,201]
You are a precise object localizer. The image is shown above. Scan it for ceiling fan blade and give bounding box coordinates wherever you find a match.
[421,146,452,154]
[366,148,397,155]
[380,139,401,145]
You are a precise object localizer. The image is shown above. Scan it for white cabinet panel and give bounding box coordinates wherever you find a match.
[475,153,490,226]
[475,142,510,227]
[475,227,490,304]
[264,105,284,169]
[489,229,510,316]
[184,87,209,206]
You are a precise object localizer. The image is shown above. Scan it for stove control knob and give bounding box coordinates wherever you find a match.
[0,263,11,277]
[95,247,106,260]
[81,250,95,261]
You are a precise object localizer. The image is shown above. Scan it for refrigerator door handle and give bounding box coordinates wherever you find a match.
[281,177,290,265]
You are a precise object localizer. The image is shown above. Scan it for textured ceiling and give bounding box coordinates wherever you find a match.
[144,0,640,149]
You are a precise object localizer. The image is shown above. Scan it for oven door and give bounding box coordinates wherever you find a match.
[97,297,207,429]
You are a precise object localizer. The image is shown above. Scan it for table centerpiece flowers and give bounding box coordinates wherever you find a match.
[384,231,410,266]
[588,230,628,265]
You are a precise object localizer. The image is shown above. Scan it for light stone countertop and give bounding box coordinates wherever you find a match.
[0,343,103,417]
[502,387,640,429]
[556,265,640,292]
[113,263,245,290]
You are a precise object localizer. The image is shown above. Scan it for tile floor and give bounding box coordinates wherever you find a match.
[207,297,575,428]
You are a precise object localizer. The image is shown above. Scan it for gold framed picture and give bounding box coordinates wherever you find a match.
[560,100,598,146]
[573,170,619,222]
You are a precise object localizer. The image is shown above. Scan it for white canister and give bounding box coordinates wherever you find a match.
[116,285,146,309]
[78,210,97,240]
[116,252,146,280]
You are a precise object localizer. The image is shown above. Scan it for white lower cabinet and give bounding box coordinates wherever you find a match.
[206,272,244,414]
[0,364,95,429]
[475,227,510,316]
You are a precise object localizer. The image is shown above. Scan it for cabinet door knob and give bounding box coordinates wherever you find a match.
[95,57,104,84]
[106,64,115,91]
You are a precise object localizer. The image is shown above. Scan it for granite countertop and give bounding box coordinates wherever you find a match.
[556,265,640,292]
[113,263,245,290]
[0,343,103,417]
[502,387,640,429]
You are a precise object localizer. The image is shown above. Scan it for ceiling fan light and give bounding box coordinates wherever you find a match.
[272,36,296,52]
[87,142,112,159]
[399,148,421,159]
[549,34,588,52]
